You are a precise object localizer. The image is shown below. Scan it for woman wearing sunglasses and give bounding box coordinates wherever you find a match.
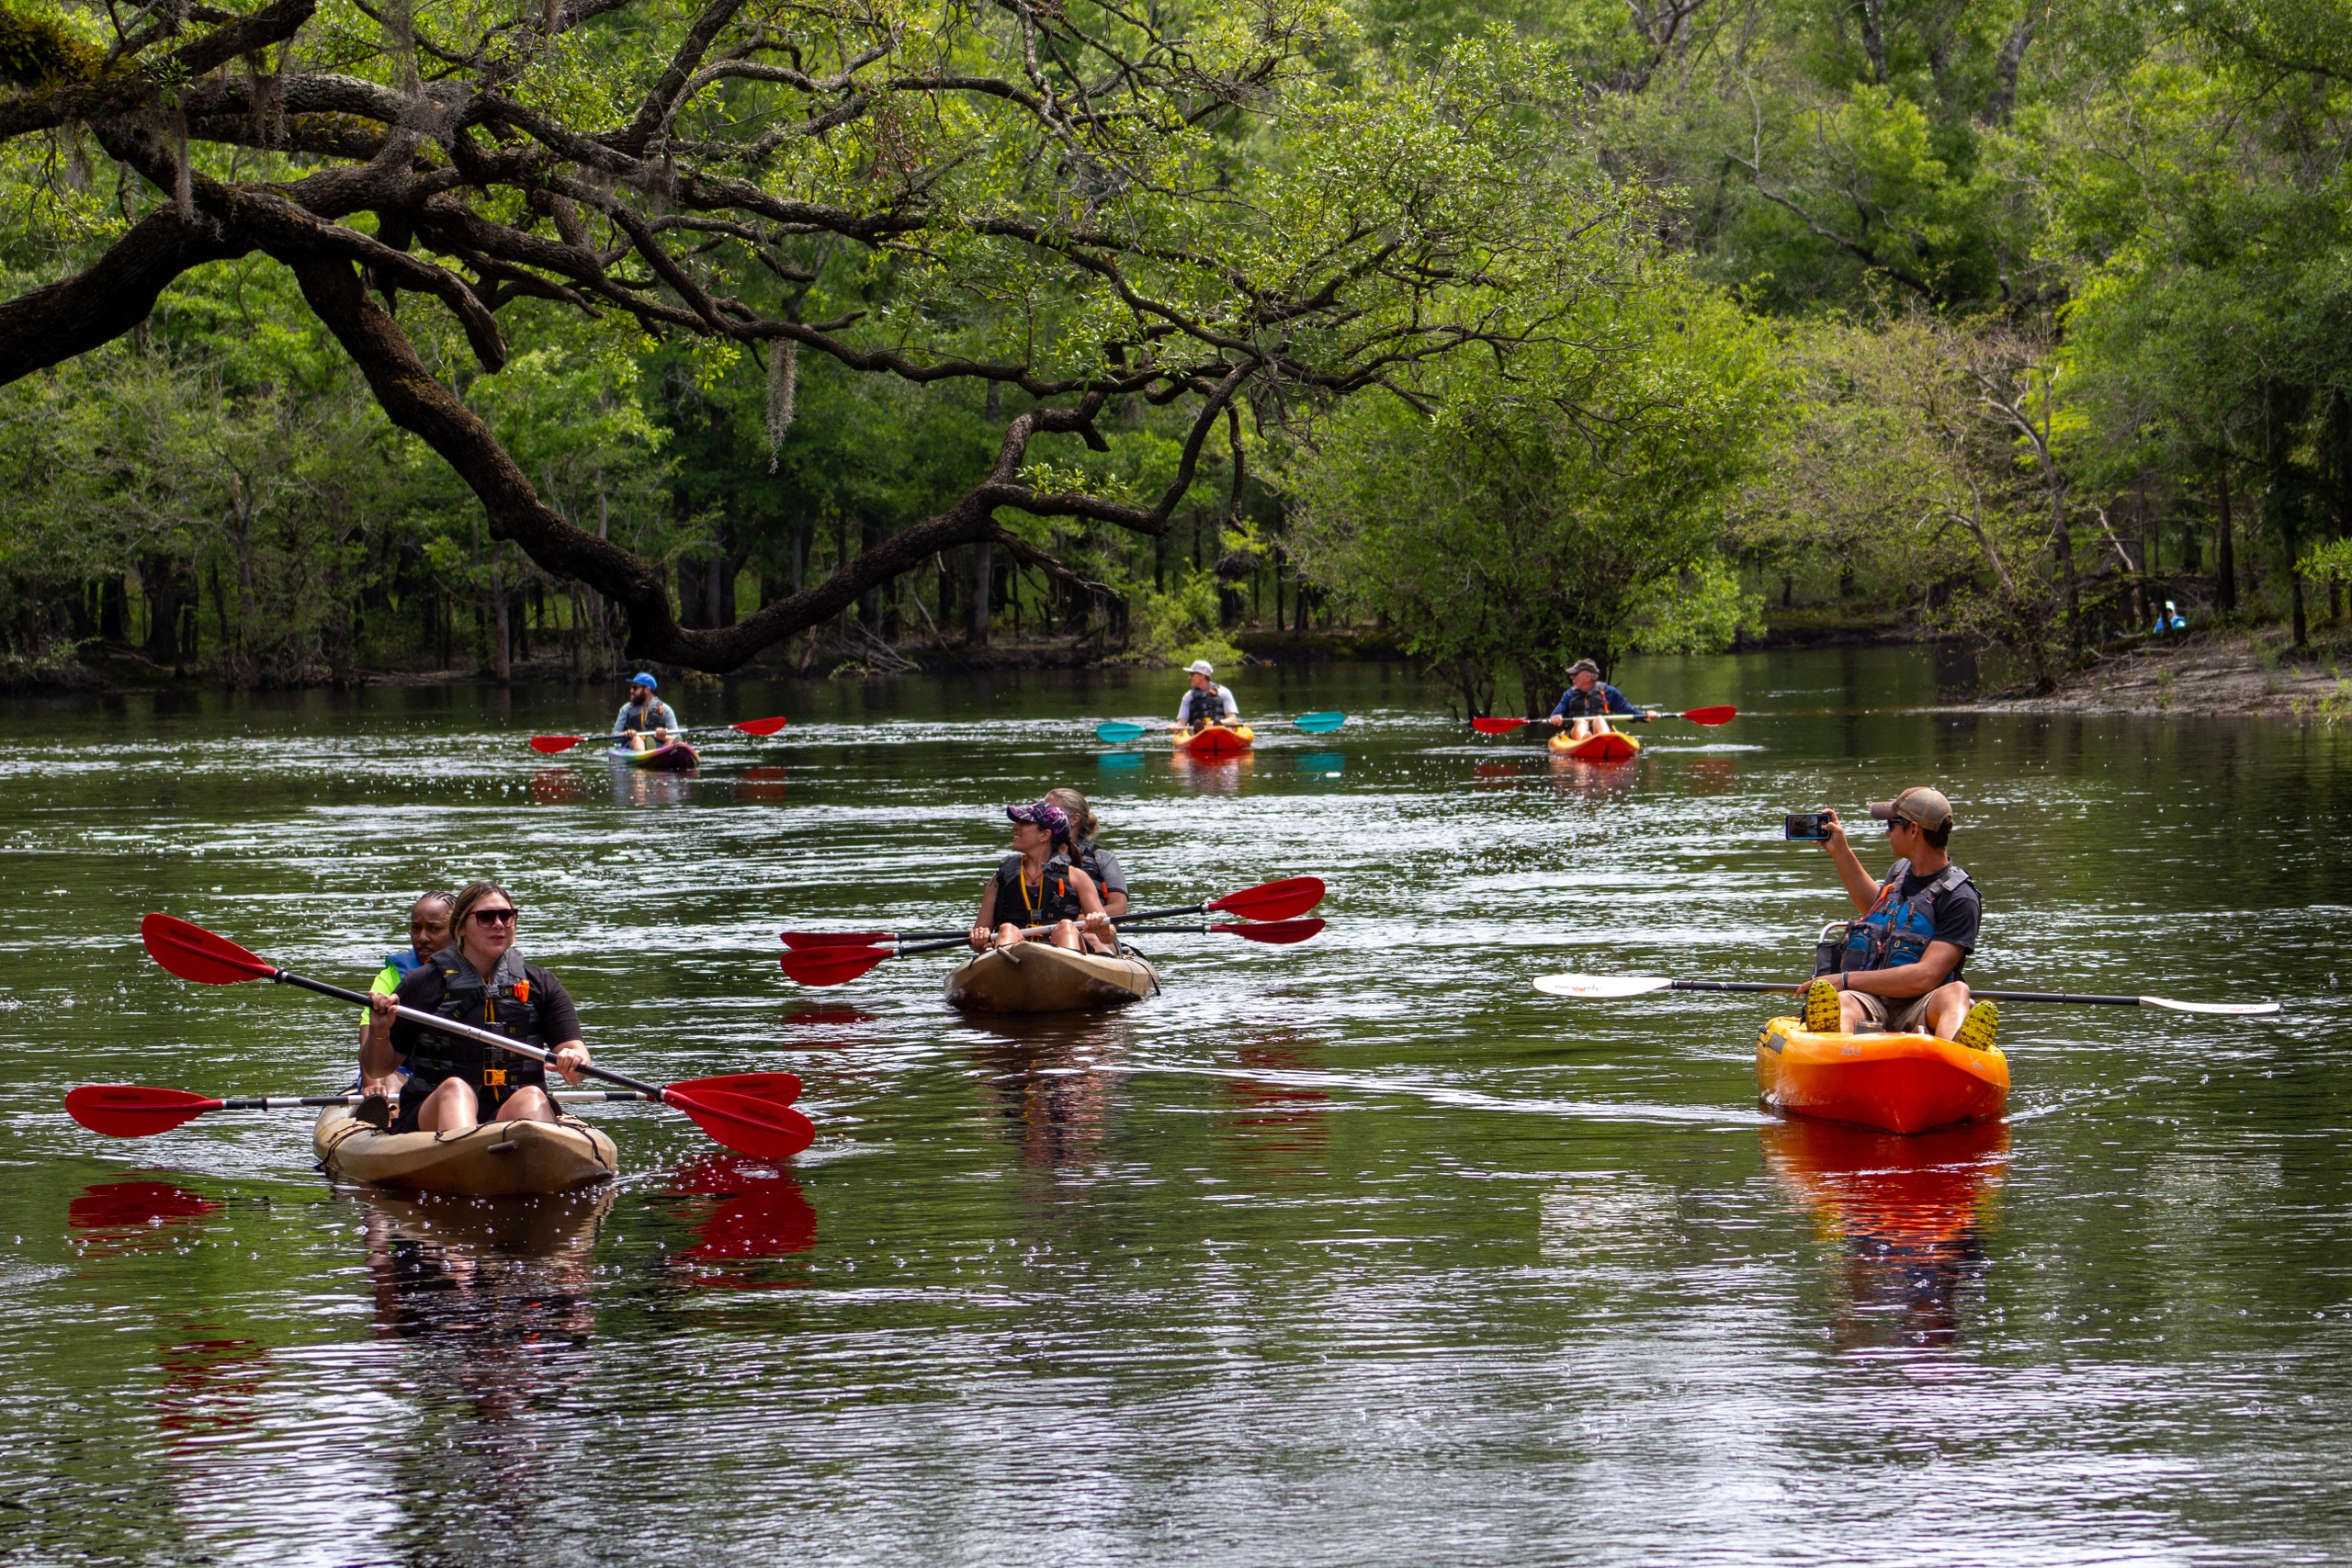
[359,881,591,1134]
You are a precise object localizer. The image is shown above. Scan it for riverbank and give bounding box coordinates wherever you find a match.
[1984,626,2352,718]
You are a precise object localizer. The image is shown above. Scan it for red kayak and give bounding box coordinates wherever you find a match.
[1172,724,1253,758]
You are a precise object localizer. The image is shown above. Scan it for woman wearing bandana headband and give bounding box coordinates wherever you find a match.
[969,800,1114,954]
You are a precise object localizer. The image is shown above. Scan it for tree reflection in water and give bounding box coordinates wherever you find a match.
[1762,1117,2009,1351]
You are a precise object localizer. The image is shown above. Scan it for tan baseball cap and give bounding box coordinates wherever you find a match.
[1869,787,1954,831]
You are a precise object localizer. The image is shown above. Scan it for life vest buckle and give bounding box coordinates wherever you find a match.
[482,1066,508,1088]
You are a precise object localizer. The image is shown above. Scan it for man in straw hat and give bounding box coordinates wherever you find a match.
[1796,786,1999,1051]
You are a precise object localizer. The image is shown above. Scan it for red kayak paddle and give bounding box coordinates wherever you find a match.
[135,914,815,1159]
[1472,705,1736,735]
[778,876,1327,952]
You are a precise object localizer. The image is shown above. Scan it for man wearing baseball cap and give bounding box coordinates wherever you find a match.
[612,671,682,751]
[1796,786,1998,1051]
[1547,659,1657,740]
[1175,660,1239,734]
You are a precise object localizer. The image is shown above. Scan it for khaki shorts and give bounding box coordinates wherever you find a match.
[1849,989,1938,1034]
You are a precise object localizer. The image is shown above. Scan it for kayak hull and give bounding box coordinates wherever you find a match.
[315,1106,619,1195]
[1756,1017,2008,1134]
[1549,728,1639,761]
[611,740,699,771]
[1172,724,1254,757]
[944,943,1160,1014]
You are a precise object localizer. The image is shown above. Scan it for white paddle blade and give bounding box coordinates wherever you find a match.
[1533,974,1676,999]
[2140,997,2282,1016]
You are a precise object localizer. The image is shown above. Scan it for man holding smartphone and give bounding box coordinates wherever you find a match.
[1798,787,1999,1051]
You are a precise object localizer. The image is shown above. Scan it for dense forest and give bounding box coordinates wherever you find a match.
[0,0,2343,702]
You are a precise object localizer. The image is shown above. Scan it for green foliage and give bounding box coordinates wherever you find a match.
[1125,570,1242,671]
[1285,279,1781,714]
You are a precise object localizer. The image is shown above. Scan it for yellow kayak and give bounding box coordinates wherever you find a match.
[1756,1017,2008,1134]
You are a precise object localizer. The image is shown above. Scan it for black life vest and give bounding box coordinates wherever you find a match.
[403,947,548,1105]
[1179,687,1228,728]
[1815,859,1973,980]
[993,853,1085,926]
[1559,686,1611,717]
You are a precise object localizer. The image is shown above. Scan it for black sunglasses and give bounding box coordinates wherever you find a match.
[469,907,519,926]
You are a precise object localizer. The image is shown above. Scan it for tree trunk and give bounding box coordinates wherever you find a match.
[138,554,185,667]
[2215,461,2236,613]
[969,539,992,644]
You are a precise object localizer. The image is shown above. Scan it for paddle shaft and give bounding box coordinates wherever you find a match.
[893,899,1216,957]
[266,969,670,1099]
[1660,978,2184,1007]
[208,1089,678,1110]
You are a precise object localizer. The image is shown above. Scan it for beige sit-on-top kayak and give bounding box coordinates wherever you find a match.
[314,1105,619,1196]
[943,942,1159,1014]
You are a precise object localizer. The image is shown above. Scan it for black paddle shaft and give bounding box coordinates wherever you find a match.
[266,969,672,1100]
[896,901,1214,957]
[1670,978,2145,1006]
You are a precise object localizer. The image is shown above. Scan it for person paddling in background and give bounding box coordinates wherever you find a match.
[362,881,592,1133]
[1175,660,1239,735]
[1045,787,1130,920]
[969,800,1114,954]
[613,671,682,751]
[1797,787,1999,1052]
[355,891,455,1120]
[1548,659,1657,739]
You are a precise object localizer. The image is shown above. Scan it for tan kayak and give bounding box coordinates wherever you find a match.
[943,942,1159,1014]
[314,1105,619,1196]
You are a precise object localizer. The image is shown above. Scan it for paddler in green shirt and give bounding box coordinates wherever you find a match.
[356,892,454,1119]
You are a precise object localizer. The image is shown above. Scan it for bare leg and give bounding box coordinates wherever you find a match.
[414,1077,484,1134]
[1836,989,1869,1032]
[995,921,1029,947]
[493,1085,560,1124]
[1047,919,1082,951]
[1922,981,1973,1041]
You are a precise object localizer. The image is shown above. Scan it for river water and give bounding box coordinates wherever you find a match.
[3,649,2347,1566]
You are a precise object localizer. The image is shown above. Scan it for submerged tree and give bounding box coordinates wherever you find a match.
[0,0,1643,670]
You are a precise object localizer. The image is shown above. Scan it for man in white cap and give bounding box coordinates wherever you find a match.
[1175,660,1239,734]
[1796,786,1998,1051]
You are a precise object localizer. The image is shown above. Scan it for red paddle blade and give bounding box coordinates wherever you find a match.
[1214,918,1325,944]
[1471,716,1531,735]
[66,1085,224,1138]
[529,735,583,754]
[731,716,788,737]
[780,931,896,951]
[672,1072,804,1108]
[1208,876,1327,921]
[664,1089,817,1159]
[142,914,275,986]
[1680,705,1737,725]
[780,946,894,987]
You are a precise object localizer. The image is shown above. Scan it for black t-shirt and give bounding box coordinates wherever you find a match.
[1895,869,1981,958]
[386,960,582,1056]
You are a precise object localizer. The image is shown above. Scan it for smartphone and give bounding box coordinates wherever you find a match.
[1784,811,1833,840]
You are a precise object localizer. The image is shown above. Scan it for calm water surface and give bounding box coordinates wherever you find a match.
[3,649,2348,1566]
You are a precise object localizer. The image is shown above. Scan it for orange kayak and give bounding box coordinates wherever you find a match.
[1756,1017,2008,1134]
[1172,724,1253,757]
[1548,728,1639,761]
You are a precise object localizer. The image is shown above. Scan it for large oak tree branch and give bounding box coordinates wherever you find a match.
[0,205,249,381]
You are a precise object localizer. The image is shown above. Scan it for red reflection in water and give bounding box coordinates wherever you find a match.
[737,765,789,803]
[666,1156,819,1283]
[1681,756,1738,795]
[1763,1116,2008,1351]
[70,1179,221,1231]
[529,767,584,805]
[781,1003,874,1033]
[1170,751,1252,793]
[1221,1041,1330,1158]
[154,1337,269,1442]
[1474,762,1523,783]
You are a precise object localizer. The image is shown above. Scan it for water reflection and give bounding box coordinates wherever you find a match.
[527,766,584,805]
[1220,1036,1331,1168]
[1681,755,1740,795]
[1170,750,1253,792]
[735,765,789,802]
[964,1013,1134,1172]
[69,1178,223,1247]
[663,1155,819,1280]
[1546,753,1644,801]
[607,764,694,807]
[1763,1117,2008,1351]
[359,1188,607,1346]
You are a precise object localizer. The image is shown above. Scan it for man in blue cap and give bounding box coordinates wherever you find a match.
[613,672,682,750]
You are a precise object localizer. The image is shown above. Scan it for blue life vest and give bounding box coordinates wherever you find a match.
[1815,858,1973,980]
[385,950,424,977]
